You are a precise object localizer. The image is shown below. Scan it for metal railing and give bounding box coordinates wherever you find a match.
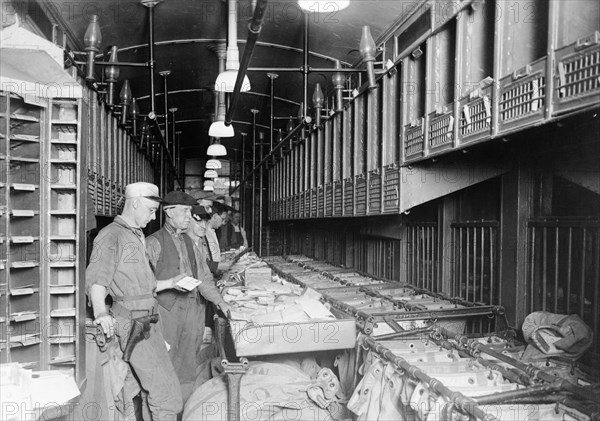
[527,218,600,351]
[451,221,499,305]
[406,223,439,293]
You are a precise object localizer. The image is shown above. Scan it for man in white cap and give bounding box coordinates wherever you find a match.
[146,190,232,402]
[86,182,183,420]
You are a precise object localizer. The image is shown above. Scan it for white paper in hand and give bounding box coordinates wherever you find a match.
[176,276,202,291]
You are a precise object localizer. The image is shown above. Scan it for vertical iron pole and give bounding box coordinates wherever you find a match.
[302,12,309,119]
[240,132,247,228]
[160,71,170,194]
[146,4,156,113]
[267,73,278,159]
[258,132,264,256]
[251,110,259,249]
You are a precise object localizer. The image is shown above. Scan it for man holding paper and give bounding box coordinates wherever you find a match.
[86,182,182,420]
[146,190,232,402]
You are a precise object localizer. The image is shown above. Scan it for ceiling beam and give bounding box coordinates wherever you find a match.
[135,88,300,106]
[101,38,351,66]
[158,118,274,132]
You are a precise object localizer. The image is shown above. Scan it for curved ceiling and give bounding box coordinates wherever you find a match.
[59,0,405,154]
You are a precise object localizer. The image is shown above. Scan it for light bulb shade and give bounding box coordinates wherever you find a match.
[360,25,377,61]
[105,46,120,81]
[204,184,215,191]
[120,80,132,104]
[207,142,227,156]
[312,83,324,108]
[204,169,218,179]
[84,15,102,52]
[130,98,139,117]
[204,180,215,187]
[286,117,294,133]
[215,70,251,92]
[209,120,235,138]
[332,60,346,88]
[206,159,222,169]
[298,0,350,12]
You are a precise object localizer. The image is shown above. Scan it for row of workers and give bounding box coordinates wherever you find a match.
[85,182,245,420]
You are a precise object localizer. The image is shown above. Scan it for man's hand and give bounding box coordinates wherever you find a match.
[219,262,233,273]
[94,312,115,338]
[217,302,234,318]
[170,274,189,291]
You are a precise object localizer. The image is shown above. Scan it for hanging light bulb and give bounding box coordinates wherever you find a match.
[312,83,325,127]
[215,0,251,92]
[298,0,350,12]
[204,169,218,179]
[204,184,215,192]
[286,116,295,134]
[215,71,251,93]
[312,83,325,108]
[206,159,222,169]
[119,80,132,125]
[211,45,235,137]
[105,46,120,105]
[207,139,227,156]
[83,15,102,80]
[130,97,140,136]
[208,100,234,137]
[204,180,215,187]
[359,25,378,89]
[332,60,346,112]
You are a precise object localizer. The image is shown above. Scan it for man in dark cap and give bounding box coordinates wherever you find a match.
[87,182,182,420]
[146,190,232,402]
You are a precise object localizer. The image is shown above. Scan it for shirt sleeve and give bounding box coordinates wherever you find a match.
[241,227,248,248]
[85,230,119,294]
[145,236,161,273]
[197,277,226,306]
[192,242,214,283]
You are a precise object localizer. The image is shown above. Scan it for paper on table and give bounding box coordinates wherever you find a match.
[299,299,335,320]
[29,371,80,407]
[176,276,202,291]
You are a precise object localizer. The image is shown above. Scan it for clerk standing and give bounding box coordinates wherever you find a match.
[146,191,231,402]
[86,182,182,420]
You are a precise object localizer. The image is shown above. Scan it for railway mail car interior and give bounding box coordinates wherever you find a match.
[0,0,599,420]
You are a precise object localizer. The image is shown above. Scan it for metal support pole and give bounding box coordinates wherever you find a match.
[251,110,259,250]
[160,72,170,147]
[240,132,247,228]
[176,130,182,180]
[258,131,264,256]
[214,316,249,421]
[225,0,269,125]
[267,73,278,161]
[159,71,170,196]
[169,107,177,156]
[302,12,309,119]
[142,1,159,114]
